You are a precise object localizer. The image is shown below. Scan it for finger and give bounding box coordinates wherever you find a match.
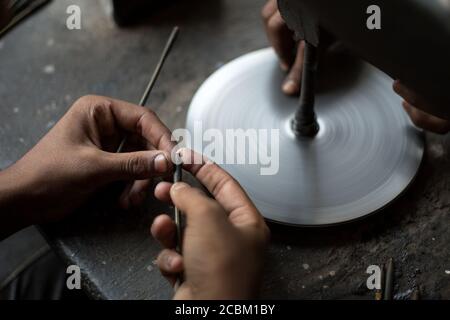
[127,179,152,207]
[266,11,296,70]
[122,134,149,153]
[109,98,175,152]
[156,249,184,275]
[283,41,305,95]
[179,149,255,212]
[119,182,133,210]
[151,214,177,248]
[77,95,176,153]
[177,149,262,226]
[155,181,173,204]
[173,284,194,300]
[162,274,178,288]
[261,0,278,22]
[102,150,172,181]
[169,182,229,229]
[403,101,450,134]
[393,81,428,109]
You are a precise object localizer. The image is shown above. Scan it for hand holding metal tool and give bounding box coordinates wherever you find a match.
[173,152,184,290]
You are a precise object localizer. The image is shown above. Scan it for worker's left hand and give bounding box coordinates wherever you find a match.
[2,95,174,227]
[393,80,450,134]
[151,149,270,300]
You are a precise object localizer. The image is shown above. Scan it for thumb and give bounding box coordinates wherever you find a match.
[170,182,227,225]
[104,150,172,181]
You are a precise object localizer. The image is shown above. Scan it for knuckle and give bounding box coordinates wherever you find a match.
[142,108,156,118]
[124,155,147,177]
[261,5,273,21]
[267,15,283,31]
[201,162,235,194]
[73,95,113,115]
[89,100,112,120]
[156,251,169,268]
[74,95,97,108]
[136,108,157,130]
[157,248,170,260]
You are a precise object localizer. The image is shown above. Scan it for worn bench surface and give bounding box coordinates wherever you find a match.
[0,0,449,300]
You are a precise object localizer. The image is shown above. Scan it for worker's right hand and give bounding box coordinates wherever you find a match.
[262,0,305,96]
[393,80,450,134]
[151,149,270,300]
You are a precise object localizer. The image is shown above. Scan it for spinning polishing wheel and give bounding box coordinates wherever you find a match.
[186,48,423,226]
[186,0,450,226]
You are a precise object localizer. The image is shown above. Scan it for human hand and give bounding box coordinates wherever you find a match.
[0,95,174,231]
[393,80,450,134]
[151,150,270,300]
[262,0,305,96]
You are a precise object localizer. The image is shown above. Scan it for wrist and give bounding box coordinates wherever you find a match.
[0,164,37,238]
[200,269,261,300]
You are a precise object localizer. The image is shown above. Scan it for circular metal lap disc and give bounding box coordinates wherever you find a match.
[186,48,424,226]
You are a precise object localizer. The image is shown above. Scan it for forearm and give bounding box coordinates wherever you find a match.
[0,166,36,240]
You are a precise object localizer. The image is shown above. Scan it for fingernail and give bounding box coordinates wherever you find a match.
[172,182,189,192]
[283,80,298,94]
[154,154,168,173]
[166,255,173,269]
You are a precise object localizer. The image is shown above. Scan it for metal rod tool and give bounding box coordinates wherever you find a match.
[173,152,183,291]
[384,258,394,300]
[375,264,385,300]
[292,42,320,137]
[0,0,50,38]
[116,26,179,153]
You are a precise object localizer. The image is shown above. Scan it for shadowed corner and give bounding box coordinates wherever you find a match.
[112,0,224,28]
